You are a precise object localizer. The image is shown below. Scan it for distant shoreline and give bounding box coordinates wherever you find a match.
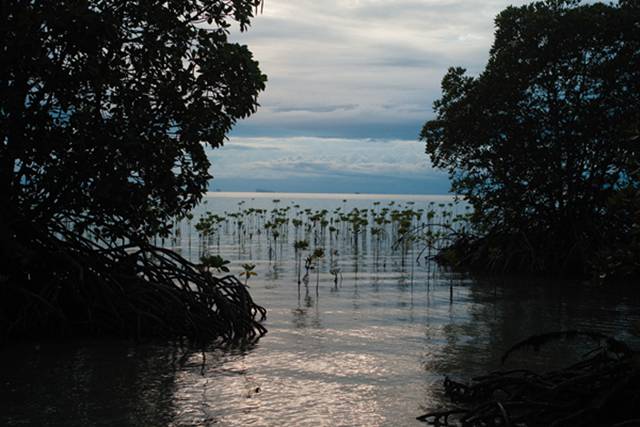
[205,191,456,201]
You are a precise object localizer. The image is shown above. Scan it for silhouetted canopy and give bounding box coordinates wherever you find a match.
[1,0,266,238]
[422,0,640,275]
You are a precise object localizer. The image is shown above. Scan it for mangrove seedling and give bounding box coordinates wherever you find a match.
[303,247,324,283]
[200,254,231,273]
[329,267,342,285]
[312,247,325,286]
[294,239,310,284]
[240,263,257,286]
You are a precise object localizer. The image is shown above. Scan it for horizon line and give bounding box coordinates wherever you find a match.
[205,191,457,200]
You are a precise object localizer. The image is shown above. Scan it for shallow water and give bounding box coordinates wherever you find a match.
[2,192,639,426]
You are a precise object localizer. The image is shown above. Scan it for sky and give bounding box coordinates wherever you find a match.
[209,0,530,194]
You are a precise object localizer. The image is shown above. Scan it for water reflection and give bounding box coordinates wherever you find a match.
[2,194,639,426]
[0,341,179,426]
[424,277,640,380]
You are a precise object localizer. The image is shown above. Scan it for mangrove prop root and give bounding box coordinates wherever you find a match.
[418,333,640,427]
[0,218,267,344]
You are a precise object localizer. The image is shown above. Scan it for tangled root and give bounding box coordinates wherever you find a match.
[1,217,267,344]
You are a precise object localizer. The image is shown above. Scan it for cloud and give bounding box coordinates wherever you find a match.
[270,103,359,113]
[217,143,282,151]
[228,0,532,139]
[207,136,449,194]
[249,157,426,178]
[210,1,537,192]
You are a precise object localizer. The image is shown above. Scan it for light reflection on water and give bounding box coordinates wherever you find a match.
[2,193,639,426]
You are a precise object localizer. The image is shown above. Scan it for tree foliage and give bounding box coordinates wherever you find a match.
[422,0,640,275]
[1,0,266,237]
[0,0,267,341]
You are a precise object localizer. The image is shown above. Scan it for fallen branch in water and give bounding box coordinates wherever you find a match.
[418,331,639,426]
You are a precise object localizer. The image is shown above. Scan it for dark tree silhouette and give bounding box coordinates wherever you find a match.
[0,1,267,341]
[422,0,640,276]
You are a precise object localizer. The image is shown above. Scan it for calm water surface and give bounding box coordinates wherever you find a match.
[2,192,639,426]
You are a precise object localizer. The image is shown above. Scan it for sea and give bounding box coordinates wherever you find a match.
[2,192,639,426]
